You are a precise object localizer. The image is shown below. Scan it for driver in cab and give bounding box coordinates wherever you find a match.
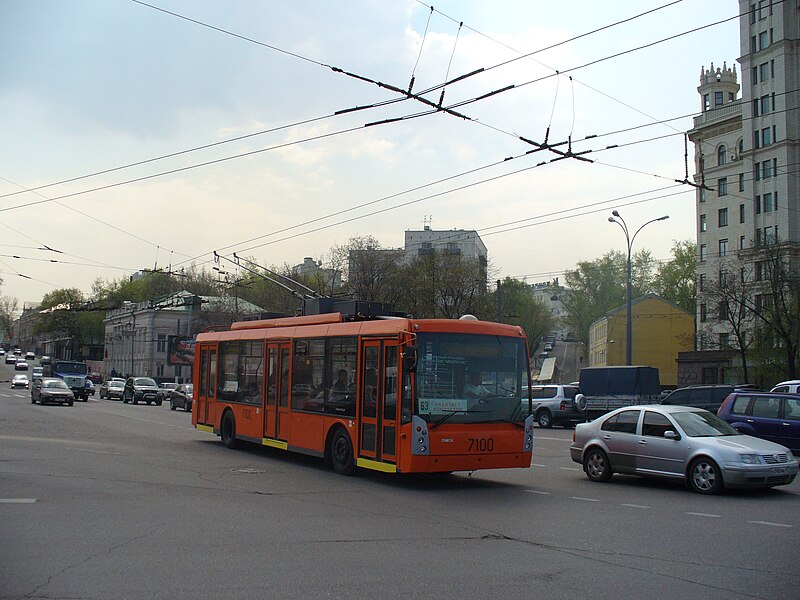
[464,372,490,399]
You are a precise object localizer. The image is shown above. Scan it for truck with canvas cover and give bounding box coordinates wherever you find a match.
[576,366,661,419]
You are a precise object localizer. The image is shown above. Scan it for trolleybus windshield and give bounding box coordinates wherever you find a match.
[415,333,528,424]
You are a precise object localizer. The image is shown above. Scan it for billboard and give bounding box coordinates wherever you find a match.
[167,336,195,366]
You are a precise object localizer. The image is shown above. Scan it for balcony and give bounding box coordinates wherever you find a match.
[692,100,742,129]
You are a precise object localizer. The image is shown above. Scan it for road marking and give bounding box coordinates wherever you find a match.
[535,436,571,442]
[524,490,550,495]
[621,503,650,509]
[531,463,547,468]
[687,512,721,518]
[748,520,793,528]
[570,496,599,502]
[559,467,581,471]
[0,498,37,503]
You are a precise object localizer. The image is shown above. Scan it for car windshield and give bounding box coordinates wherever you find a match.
[109,381,125,388]
[415,332,529,425]
[671,410,740,437]
[43,380,69,389]
[134,378,157,387]
[185,384,193,394]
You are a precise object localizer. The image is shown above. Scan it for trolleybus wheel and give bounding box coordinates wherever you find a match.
[330,428,355,475]
[221,411,239,449]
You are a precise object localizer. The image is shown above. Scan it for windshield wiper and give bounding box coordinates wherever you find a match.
[484,418,525,429]
[429,408,490,429]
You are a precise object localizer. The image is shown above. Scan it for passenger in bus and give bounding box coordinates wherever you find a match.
[464,372,490,399]
[332,369,349,395]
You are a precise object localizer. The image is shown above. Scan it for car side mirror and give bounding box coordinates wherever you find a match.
[664,430,680,440]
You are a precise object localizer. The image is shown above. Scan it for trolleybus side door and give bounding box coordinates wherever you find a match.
[264,342,291,441]
[196,345,217,427]
[359,340,399,465]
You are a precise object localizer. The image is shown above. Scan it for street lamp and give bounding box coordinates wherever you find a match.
[608,211,669,365]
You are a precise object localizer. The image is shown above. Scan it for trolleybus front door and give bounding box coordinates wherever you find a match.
[264,342,291,441]
[359,340,399,466]
[196,345,217,427]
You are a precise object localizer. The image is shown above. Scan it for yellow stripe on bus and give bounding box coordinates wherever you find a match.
[196,424,214,433]
[356,458,397,473]
[262,438,288,450]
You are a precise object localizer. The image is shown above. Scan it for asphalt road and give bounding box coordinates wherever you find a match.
[1,361,798,600]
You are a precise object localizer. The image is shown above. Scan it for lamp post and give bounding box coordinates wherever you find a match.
[607,211,669,365]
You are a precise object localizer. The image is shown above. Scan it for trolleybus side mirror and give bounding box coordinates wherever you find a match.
[402,347,417,373]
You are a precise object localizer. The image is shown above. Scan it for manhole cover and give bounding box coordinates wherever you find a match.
[232,468,264,474]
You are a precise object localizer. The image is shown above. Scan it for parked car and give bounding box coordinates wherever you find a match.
[169,383,194,412]
[717,392,800,455]
[11,374,29,389]
[157,382,180,402]
[24,351,35,360]
[770,380,800,395]
[4,354,16,365]
[31,377,74,406]
[84,379,95,396]
[14,360,29,371]
[570,405,798,494]
[99,379,126,400]
[521,384,584,428]
[122,377,161,405]
[661,384,759,414]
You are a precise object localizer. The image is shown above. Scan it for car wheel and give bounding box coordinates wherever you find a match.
[185,402,191,413]
[132,397,138,405]
[329,427,355,475]
[583,447,613,482]
[31,395,36,404]
[221,411,239,449]
[155,399,162,406]
[170,399,176,411]
[688,457,724,495]
[68,400,74,406]
[537,410,553,429]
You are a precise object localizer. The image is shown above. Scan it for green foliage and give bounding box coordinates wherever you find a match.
[653,240,697,313]
[494,278,554,345]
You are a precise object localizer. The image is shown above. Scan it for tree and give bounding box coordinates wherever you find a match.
[0,295,18,342]
[653,240,697,313]
[341,236,406,306]
[494,278,554,345]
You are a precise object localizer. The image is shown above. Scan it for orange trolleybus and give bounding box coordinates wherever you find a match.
[192,311,534,475]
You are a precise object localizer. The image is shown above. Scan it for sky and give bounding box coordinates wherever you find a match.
[0,0,742,309]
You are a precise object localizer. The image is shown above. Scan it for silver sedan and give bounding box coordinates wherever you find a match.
[570,405,798,494]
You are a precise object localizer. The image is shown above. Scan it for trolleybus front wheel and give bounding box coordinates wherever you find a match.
[330,427,355,475]
[221,411,240,449]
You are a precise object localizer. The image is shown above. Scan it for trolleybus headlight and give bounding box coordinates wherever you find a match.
[417,437,424,444]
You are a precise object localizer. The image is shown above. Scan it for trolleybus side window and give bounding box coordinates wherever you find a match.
[292,338,325,412]
[241,341,263,405]
[324,337,357,417]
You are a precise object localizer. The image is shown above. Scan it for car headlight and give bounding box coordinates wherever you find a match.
[739,453,761,464]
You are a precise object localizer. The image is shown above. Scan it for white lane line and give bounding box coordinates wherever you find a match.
[559,467,581,471]
[687,512,721,518]
[621,503,650,509]
[531,463,547,468]
[0,498,37,503]
[570,496,599,502]
[524,490,550,495]
[535,436,571,442]
[748,520,793,528]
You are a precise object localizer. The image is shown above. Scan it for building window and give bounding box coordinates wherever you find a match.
[699,273,706,292]
[759,31,768,50]
[700,304,708,322]
[755,195,761,214]
[156,364,165,377]
[750,35,757,54]
[719,333,730,349]
[770,59,774,78]
[719,269,728,288]
[753,131,760,149]
[717,145,726,166]
[760,95,770,114]
[739,203,745,223]
[763,192,773,212]
[719,239,729,257]
[754,164,761,181]
[759,62,769,81]
[699,187,706,203]
[718,302,728,321]
[752,98,759,117]
[700,244,707,262]
[700,214,707,232]
[762,127,771,146]
[718,208,728,227]
[764,225,774,243]
[714,91,723,106]
[750,3,757,23]
[717,178,727,196]
[762,159,772,178]
[739,173,745,192]
[703,93,710,111]
[739,235,746,250]
[157,334,167,353]
[738,139,744,156]
[774,190,778,209]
